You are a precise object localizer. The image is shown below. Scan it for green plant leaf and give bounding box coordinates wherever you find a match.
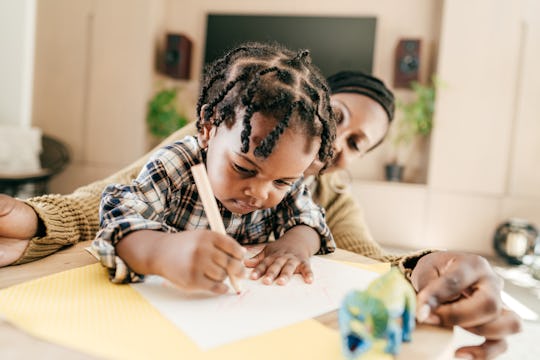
[393,76,439,147]
[146,88,188,138]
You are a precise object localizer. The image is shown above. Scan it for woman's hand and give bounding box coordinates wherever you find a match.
[411,251,522,359]
[0,194,38,266]
[244,225,319,285]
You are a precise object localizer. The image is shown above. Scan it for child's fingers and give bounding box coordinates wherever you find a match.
[212,233,246,260]
[275,260,299,285]
[168,269,228,294]
[202,276,229,294]
[261,257,289,285]
[204,261,228,282]
[297,259,313,284]
[211,249,246,277]
[227,257,246,278]
[244,251,265,268]
[250,254,278,281]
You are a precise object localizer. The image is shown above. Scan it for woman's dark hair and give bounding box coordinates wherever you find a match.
[327,70,395,122]
[196,42,336,164]
[327,70,395,152]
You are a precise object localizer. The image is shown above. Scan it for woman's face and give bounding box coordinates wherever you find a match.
[329,92,390,171]
[313,92,390,174]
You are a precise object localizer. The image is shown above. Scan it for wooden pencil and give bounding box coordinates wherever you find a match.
[191,163,243,295]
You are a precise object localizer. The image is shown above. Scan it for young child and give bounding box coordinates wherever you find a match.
[93,42,337,294]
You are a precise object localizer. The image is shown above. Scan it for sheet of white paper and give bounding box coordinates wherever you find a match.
[131,256,380,349]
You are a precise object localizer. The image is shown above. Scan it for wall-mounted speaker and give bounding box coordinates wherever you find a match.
[163,33,192,80]
[393,39,421,88]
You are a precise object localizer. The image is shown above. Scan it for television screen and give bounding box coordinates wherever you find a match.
[204,14,377,77]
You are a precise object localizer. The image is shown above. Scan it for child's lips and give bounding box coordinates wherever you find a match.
[232,199,259,213]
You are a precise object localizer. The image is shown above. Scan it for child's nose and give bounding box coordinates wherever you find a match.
[244,181,270,205]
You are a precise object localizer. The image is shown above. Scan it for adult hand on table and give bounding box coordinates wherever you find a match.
[410,251,522,359]
[0,194,36,266]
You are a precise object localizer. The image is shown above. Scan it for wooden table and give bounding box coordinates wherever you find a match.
[0,242,455,359]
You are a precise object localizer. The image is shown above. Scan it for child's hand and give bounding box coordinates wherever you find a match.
[150,229,246,294]
[244,225,320,285]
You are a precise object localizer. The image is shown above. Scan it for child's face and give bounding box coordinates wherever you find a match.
[200,112,320,215]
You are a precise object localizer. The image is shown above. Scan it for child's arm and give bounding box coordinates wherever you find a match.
[116,229,245,294]
[93,140,244,292]
[245,224,320,285]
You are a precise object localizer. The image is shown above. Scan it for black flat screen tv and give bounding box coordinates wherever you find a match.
[204,14,377,77]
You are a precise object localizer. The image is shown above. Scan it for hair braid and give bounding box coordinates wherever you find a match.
[254,101,295,158]
[201,72,249,125]
[197,45,262,129]
[283,49,310,70]
[196,73,225,131]
[196,42,337,168]
[240,103,255,153]
[317,110,335,165]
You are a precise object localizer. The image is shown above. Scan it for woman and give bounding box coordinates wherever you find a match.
[0,70,520,359]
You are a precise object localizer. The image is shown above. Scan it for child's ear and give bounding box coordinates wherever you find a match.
[197,104,215,148]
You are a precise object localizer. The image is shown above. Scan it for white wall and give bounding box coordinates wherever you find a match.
[32,0,442,193]
[32,0,166,192]
[0,0,35,127]
[164,0,443,182]
[354,0,540,256]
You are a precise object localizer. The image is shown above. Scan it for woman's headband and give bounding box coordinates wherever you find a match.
[327,71,395,122]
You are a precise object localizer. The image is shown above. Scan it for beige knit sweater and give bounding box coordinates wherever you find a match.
[17,122,431,276]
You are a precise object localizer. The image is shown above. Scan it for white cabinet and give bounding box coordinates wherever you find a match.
[351,181,428,250]
[508,4,540,198]
[427,0,540,252]
[428,0,522,195]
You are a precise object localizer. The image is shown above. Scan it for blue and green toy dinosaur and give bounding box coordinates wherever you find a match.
[339,267,416,359]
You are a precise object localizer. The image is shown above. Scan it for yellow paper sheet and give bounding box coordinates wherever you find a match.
[0,262,386,359]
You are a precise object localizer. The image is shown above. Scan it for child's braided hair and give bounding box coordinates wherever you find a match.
[196,42,336,165]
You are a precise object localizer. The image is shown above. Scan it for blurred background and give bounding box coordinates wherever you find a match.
[0,0,539,357]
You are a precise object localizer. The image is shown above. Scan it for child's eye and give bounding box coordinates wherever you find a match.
[233,163,255,176]
[274,179,293,188]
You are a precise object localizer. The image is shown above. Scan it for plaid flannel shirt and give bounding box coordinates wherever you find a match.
[92,136,335,283]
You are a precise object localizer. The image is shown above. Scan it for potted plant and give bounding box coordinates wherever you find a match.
[385,77,438,182]
[146,88,188,139]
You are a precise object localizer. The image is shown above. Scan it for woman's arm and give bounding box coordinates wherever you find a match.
[315,173,521,359]
[8,122,198,265]
[313,172,432,275]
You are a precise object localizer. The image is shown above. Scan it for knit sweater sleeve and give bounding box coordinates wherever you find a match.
[314,173,434,279]
[13,123,198,265]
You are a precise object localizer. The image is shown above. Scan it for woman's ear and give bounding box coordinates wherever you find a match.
[197,104,214,148]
